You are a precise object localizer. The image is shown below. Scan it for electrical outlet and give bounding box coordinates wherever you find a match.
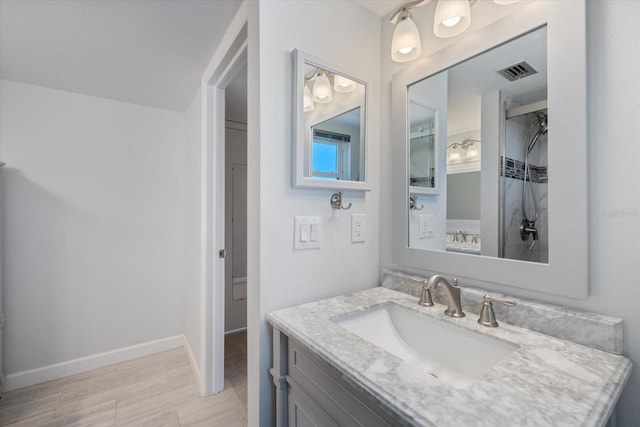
[351,214,365,243]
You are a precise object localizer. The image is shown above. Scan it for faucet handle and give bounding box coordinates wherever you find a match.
[477,294,516,327]
[409,277,434,307]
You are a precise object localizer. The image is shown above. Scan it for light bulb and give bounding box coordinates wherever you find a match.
[434,0,471,38]
[442,16,461,27]
[333,74,356,93]
[391,13,421,63]
[312,71,333,103]
[494,0,519,4]
[303,83,314,112]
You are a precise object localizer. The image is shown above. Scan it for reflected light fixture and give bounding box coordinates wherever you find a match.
[333,74,357,93]
[312,70,333,103]
[493,0,520,4]
[303,82,314,112]
[447,138,480,162]
[466,140,479,158]
[434,0,471,38]
[448,145,461,162]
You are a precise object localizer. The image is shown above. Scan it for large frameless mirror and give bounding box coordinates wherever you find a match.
[392,1,588,299]
[292,49,369,191]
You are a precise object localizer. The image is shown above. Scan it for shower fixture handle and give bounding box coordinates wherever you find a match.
[520,219,538,241]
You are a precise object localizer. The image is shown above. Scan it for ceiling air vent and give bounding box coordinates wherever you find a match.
[497,61,538,82]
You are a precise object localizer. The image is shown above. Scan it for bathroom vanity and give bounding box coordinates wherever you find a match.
[267,284,631,426]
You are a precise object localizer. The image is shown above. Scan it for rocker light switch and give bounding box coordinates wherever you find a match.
[300,224,309,242]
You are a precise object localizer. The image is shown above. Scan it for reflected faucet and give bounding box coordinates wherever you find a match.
[427,275,465,318]
[454,230,467,243]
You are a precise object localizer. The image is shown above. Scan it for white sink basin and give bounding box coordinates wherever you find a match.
[332,302,517,387]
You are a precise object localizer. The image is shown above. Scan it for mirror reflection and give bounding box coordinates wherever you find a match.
[409,101,436,190]
[408,26,548,263]
[303,63,365,182]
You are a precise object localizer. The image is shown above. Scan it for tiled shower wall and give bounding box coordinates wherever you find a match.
[501,113,548,263]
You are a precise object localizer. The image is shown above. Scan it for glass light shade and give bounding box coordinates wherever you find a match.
[312,72,333,103]
[493,0,519,4]
[448,146,461,162]
[466,142,479,158]
[333,74,356,93]
[391,15,421,63]
[434,0,471,38]
[303,83,314,112]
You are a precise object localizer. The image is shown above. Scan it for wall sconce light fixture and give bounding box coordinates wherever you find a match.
[390,0,520,62]
[391,8,422,62]
[434,0,471,38]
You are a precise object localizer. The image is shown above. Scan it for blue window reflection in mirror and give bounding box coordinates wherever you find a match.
[309,107,360,181]
[311,130,350,180]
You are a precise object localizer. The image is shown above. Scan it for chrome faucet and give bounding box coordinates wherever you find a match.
[427,275,465,318]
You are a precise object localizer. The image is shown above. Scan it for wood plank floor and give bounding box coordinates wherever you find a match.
[0,332,248,426]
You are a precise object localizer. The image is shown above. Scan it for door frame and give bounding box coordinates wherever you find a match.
[199,3,247,395]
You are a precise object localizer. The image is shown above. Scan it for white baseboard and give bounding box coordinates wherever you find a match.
[183,335,202,394]
[4,335,184,392]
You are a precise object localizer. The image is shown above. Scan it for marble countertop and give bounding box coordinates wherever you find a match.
[267,287,631,427]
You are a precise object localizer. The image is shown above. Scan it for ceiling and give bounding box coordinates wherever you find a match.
[354,0,415,18]
[0,0,242,112]
[446,25,547,134]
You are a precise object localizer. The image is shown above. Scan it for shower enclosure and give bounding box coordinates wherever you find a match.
[500,106,549,263]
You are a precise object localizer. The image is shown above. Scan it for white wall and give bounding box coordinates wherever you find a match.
[247,1,381,424]
[184,88,202,376]
[381,1,640,425]
[0,80,186,377]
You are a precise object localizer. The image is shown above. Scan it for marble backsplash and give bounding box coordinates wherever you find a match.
[381,268,623,354]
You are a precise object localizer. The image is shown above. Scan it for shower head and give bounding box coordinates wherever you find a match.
[527,111,548,152]
[536,111,548,135]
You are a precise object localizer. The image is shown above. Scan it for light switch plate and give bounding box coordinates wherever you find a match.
[419,215,434,239]
[294,216,321,250]
[351,213,365,243]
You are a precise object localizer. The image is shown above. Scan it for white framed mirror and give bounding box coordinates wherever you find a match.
[392,1,588,299]
[292,49,370,191]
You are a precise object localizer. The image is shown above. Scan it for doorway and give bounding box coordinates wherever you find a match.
[223,63,248,408]
[200,16,247,397]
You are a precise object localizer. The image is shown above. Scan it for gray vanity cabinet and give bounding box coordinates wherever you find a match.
[271,328,404,427]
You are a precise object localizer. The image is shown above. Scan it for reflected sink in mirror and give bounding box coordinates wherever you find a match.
[332,303,517,388]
